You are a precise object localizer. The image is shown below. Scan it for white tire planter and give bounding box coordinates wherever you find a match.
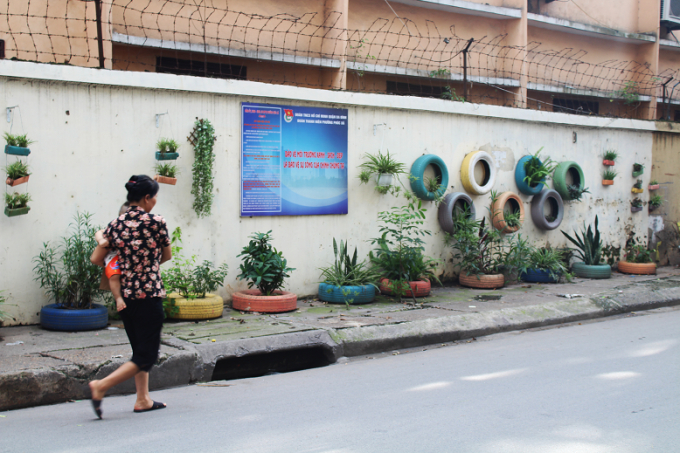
[461,151,497,195]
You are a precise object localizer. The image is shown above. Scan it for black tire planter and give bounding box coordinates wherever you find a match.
[515,155,544,196]
[40,303,109,331]
[438,192,476,234]
[520,268,560,283]
[553,162,585,201]
[571,262,611,279]
[410,154,449,201]
[530,189,564,230]
[318,283,376,304]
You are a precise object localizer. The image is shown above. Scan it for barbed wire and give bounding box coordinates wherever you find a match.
[1,0,678,119]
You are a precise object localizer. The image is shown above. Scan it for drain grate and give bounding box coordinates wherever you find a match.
[474,295,502,301]
[211,347,333,381]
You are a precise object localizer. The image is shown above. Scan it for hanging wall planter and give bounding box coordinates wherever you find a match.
[4,133,33,156]
[4,205,30,217]
[602,150,617,167]
[155,138,179,161]
[602,180,614,186]
[631,206,643,213]
[438,192,476,234]
[515,149,556,196]
[461,151,496,195]
[649,183,659,191]
[376,173,394,187]
[410,154,449,201]
[632,163,644,178]
[491,191,524,233]
[631,187,644,194]
[154,175,177,185]
[515,155,544,196]
[603,160,615,166]
[6,175,29,187]
[155,151,179,161]
[530,189,563,230]
[553,161,585,201]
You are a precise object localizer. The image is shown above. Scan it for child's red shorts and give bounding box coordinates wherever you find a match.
[105,255,121,279]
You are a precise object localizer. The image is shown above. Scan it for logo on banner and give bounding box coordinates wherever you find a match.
[284,109,294,123]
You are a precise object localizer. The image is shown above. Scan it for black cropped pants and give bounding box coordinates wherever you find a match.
[119,297,164,372]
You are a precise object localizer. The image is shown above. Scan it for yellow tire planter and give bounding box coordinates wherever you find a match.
[461,151,497,195]
[166,293,224,320]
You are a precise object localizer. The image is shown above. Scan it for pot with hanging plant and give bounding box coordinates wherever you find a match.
[5,160,30,186]
[188,119,216,218]
[632,163,644,178]
[4,192,31,217]
[631,179,644,194]
[515,147,557,196]
[154,163,178,185]
[358,149,406,195]
[631,198,643,212]
[602,169,617,186]
[561,215,611,279]
[233,231,297,313]
[649,194,663,212]
[155,138,179,161]
[648,180,659,191]
[602,150,617,166]
[4,133,33,156]
[318,238,381,305]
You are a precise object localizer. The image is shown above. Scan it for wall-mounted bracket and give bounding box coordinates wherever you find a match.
[156,112,168,128]
[6,106,17,123]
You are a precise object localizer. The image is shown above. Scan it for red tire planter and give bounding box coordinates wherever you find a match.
[459,273,505,289]
[231,289,297,313]
[618,261,656,275]
[379,279,431,297]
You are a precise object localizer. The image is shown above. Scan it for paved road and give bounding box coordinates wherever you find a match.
[2,308,679,453]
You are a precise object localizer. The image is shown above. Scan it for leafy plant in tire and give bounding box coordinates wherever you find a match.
[3,132,34,148]
[523,147,557,188]
[189,119,217,218]
[237,231,295,296]
[624,237,653,264]
[527,248,572,282]
[561,215,604,266]
[567,184,590,201]
[319,238,381,288]
[449,216,504,276]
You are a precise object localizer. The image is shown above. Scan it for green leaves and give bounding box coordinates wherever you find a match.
[522,147,557,188]
[237,231,295,296]
[318,238,381,287]
[4,160,30,179]
[358,150,405,176]
[190,119,216,218]
[561,215,603,265]
[5,192,30,209]
[3,132,34,148]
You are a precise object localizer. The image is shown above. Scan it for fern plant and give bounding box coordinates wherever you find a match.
[190,119,216,218]
[561,215,603,265]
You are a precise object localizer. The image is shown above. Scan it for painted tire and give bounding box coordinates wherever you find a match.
[530,189,564,230]
[167,293,224,320]
[379,279,431,297]
[318,283,376,304]
[232,289,297,313]
[553,161,585,201]
[410,154,449,201]
[571,262,611,279]
[617,261,656,275]
[461,151,496,195]
[459,273,505,289]
[515,155,545,196]
[491,191,524,233]
[438,192,476,234]
[40,303,109,331]
[520,268,560,283]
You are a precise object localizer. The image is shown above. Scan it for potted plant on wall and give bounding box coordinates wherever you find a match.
[154,163,178,185]
[188,119,216,218]
[163,228,229,320]
[649,194,663,212]
[32,212,109,330]
[4,133,33,156]
[155,138,179,160]
[318,238,381,306]
[4,192,31,217]
[632,163,644,177]
[602,150,617,166]
[631,179,644,194]
[233,231,297,313]
[515,147,557,196]
[5,160,30,186]
[602,169,617,186]
[631,198,643,212]
[369,201,441,300]
[561,215,611,279]
[648,180,659,191]
[618,237,656,275]
[358,150,406,194]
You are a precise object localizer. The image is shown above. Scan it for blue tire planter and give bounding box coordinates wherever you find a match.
[520,268,560,283]
[40,303,109,331]
[515,155,545,196]
[410,154,449,201]
[318,283,376,304]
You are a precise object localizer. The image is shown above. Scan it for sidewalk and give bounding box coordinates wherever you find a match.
[2,267,680,411]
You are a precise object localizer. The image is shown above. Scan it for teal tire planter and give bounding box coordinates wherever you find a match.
[571,262,611,279]
[318,283,376,304]
[4,145,30,156]
[40,303,109,331]
[520,268,560,283]
[515,155,544,196]
[438,192,475,234]
[553,161,585,201]
[410,154,449,201]
[155,152,179,161]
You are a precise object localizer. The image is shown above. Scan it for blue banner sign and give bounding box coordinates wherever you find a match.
[241,102,348,216]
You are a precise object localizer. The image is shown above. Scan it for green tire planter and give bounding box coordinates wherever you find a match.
[4,206,30,217]
[410,154,449,201]
[4,145,30,156]
[553,161,585,201]
[571,262,611,279]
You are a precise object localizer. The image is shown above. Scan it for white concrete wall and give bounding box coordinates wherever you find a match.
[0,60,654,326]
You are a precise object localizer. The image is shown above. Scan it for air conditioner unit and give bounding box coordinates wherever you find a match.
[661,0,680,30]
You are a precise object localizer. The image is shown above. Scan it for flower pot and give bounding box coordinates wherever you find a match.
[520,268,560,283]
[375,173,393,187]
[166,293,224,320]
[649,205,660,212]
[602,159,615,166]
[632,170,644,177]
[631,187,643,194]
[155,151,179,161]
[631,206,643,212]
[515,155,544,196]
[4,206,30,217]
[379,278,431,297]
[4,145,30,156]
[617,261,656,275]
[232,289,297,313]
[318,283,376,304]
[602,179,613,186]
[40,303,109,331]
[459,273,505,289]
[6,175,29,186]
[154,175,177,185]
[648,184,659,191]
[571,262,611,279]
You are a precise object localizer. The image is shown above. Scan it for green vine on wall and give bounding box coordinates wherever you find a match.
[188,118,217,218]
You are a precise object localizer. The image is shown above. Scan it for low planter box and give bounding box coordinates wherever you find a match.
[602,180,613,186]
[154,175,177,185]
[618,261,656,275]
[155,152,179,161]
[631,206,643,212]
[379,278,431,297]
[232,289,297,313]
[602,160,615,166]
[6,175,29,187]
[4,145,30,156]
[649,184,659,191]
[631,187,644,194]
[459,273,505,289]
[4,206,30,217]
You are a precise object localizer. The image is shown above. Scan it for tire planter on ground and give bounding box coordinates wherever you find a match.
[40,303,109,331]
[379,279,431,297]
[515,155,544,196]
[232,289,297,313]
[438,192,476,234]
[167,293,224,320]
[553,161,585,201]
[617,261,656,275]
[410,154,449,201]
[491,191,524,233]
[520,268,560,283]
[318,283,376,304]
[461,151,496,195]
[459,273,505,289]
[571,262,611,279]
[530,189,563,230]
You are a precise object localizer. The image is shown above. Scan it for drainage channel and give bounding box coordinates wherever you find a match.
[211,346,334,381]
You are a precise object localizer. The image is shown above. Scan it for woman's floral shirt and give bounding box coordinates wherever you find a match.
[103,206,171,300]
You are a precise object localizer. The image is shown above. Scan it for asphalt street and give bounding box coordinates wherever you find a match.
[1,307,678,453]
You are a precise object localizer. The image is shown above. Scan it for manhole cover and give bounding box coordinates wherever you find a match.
[474,295,502,301]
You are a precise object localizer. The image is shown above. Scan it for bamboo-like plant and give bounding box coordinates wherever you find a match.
[155,163,178,178]
[157,138,179,154]
[603,150,618,161]
[319,238,381,288]
[561,215,603,265]
[3,133,34,148]
[4,161,30,180]
[5,192,30,209]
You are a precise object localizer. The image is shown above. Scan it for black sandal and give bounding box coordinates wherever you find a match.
[91,399,103,419]
[133,401,166,413]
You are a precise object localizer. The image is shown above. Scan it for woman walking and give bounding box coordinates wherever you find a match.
[89,175,172,419]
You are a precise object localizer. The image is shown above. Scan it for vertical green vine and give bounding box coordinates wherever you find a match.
[189,119,217,218]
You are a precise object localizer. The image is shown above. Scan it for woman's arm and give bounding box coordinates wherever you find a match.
[160,245,172,264]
